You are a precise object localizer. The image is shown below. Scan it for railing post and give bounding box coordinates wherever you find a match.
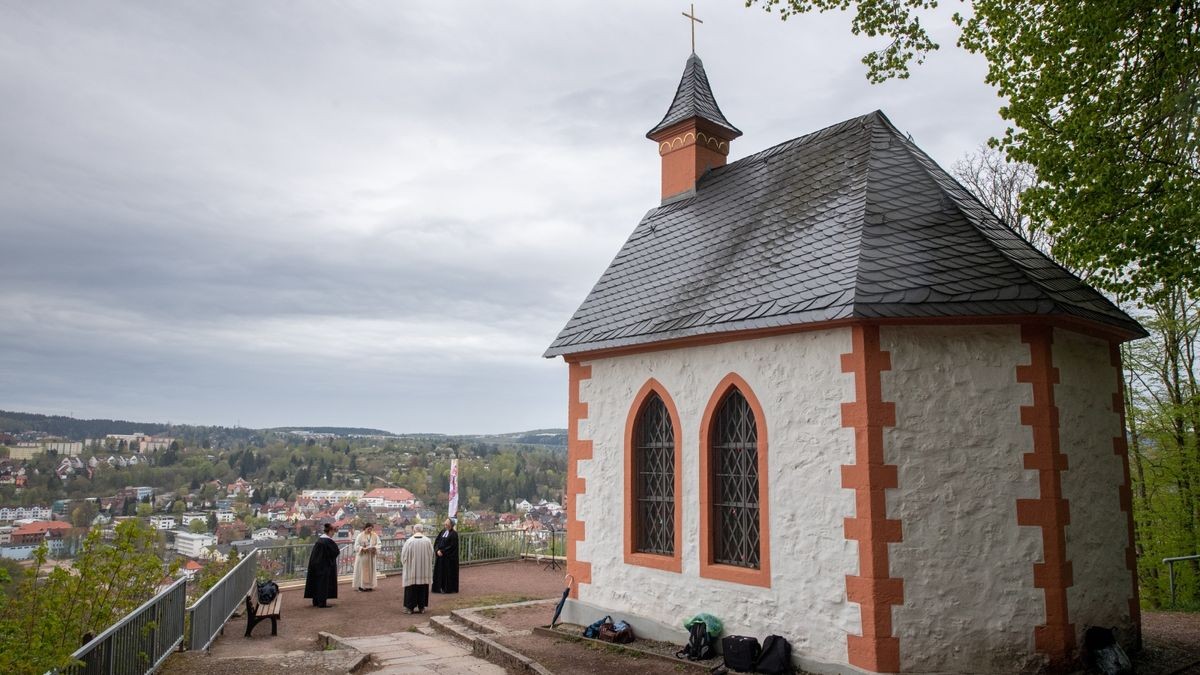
[1169,559,1176,607]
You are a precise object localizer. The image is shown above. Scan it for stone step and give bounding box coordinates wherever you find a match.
[429,615,552,675]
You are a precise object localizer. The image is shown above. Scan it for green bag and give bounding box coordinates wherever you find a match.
[683,613,723,638]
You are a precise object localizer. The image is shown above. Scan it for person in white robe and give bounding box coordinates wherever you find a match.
[353,523,381,591]
[399,524,435,613]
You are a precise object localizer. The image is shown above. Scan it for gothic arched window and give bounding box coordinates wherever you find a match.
[700,374,770,587]
[710,388,760,568]
[633,392,675,556]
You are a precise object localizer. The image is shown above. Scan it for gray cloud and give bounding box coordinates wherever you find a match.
[0,1,1006,432]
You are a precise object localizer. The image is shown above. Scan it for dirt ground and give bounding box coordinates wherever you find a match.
[481,602,561,631]
[204,560,567,659]
[493,611,1200,675]
[1138,611,1200,674]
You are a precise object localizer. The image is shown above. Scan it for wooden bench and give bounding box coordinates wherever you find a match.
[244,590,282,637]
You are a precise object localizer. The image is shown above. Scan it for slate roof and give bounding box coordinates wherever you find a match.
[646,54,742,140]
[545,111,1145,358]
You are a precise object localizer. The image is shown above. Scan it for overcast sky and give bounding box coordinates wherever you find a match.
[0,1,1006,434]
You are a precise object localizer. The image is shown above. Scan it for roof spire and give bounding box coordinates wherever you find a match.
[645,53,742,200]
[682,3,703,55]
[645,54,741,140]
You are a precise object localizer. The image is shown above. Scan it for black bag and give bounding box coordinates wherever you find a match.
[599,619,635,644]
[722,635,761,672]
[755,635,792,674]
[583,615,611,639]
[1082,627,1132,675]
[255,580,279,606]
[676,621,715,661]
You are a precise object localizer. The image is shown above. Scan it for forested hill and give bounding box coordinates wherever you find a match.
[0,410,175,439]
[0,409,565,448]
[266,426,396,436]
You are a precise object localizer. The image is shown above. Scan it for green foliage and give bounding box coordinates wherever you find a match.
[749,0,1200,303]
[189,519,209,534]
[0,520,174,674]
[190,549,239,601]
[959,0,1200,301]
[747,0,939,82]
[1125,291,1200,608]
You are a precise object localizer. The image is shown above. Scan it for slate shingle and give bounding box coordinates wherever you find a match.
[546,111,1145,358]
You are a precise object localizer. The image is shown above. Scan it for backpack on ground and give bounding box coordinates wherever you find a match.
[599,619,635,644]
[1082,626,1132,675]
[755,635,792,674]
[255,580,279,606]
[676,620,715,661]
[722,635,761,672]
[583,615,612,640]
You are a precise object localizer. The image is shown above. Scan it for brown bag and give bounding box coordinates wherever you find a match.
[598,619,635,644]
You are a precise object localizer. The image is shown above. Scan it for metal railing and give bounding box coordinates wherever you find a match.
[185,550,260,651]
[51,528,562,672]
[1163,554,1200,607]
[460,529,528,564]
[254,529,547,581]
[58,577,187,675]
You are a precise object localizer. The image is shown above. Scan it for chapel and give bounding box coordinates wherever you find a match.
[545,52,1146,674]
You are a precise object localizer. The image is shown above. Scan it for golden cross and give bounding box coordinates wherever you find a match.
[682,3,703,54]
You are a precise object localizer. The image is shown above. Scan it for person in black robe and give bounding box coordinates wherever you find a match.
[432,518,459,594]
[303,523,340,608]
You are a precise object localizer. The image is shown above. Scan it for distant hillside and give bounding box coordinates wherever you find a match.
[0,410,174,440]
[0,409,565,447]
[267,426,396,437]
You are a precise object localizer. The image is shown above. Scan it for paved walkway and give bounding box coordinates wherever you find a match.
[337,631,505,674]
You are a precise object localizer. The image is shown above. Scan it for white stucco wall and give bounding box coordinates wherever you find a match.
[570,323,1132,673]
[882,325,1046,673]
[574,328,861,669]
[1054,329,1135,643]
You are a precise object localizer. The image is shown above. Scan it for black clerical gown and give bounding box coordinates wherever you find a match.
[432,529,459,593]
[303,535,340,605]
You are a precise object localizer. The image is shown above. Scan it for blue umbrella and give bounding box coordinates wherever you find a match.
[550,574,574,627]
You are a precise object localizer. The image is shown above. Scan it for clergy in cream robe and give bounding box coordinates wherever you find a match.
[352,524,381,591]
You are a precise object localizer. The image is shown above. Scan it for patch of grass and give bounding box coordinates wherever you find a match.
[461,594,539,607]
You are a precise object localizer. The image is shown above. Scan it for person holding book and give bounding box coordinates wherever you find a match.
[353,523,381,592]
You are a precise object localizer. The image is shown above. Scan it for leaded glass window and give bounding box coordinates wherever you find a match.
[712,389,760,569]
[634,392,675,556]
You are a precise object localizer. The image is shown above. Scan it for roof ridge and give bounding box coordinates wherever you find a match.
[704,111,883,183]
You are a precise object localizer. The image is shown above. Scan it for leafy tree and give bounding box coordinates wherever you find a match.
[70,501,99,528]
[189,519,209,534]
[0,520,174,673]
[136,503,153,517]
[1124,290,1200,608]
[952,145,1050,254]
[749,0,1200,302]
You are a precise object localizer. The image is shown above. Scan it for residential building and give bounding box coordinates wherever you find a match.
[299,489,364,501]
[181,512,207,526]
[360,487,418,509]
[0,505,52,522]
[174,530,217,558]
[148,515,177,530]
